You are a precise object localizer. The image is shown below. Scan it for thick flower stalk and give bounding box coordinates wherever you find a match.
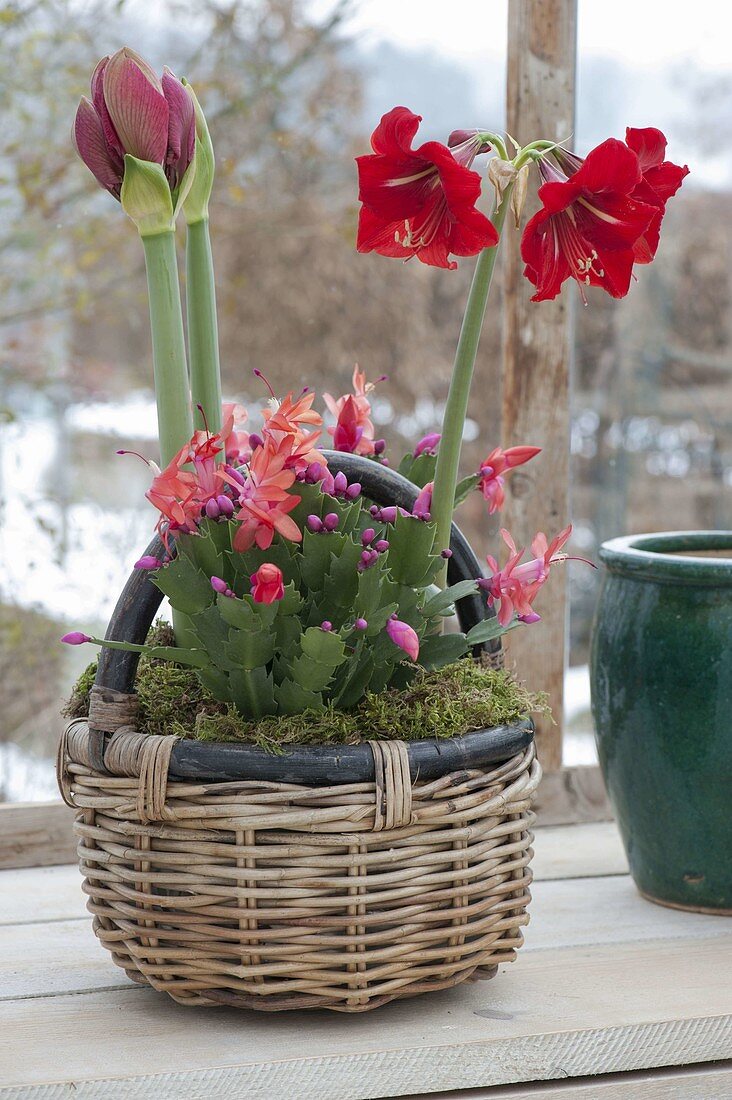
[182,81,223,440]
[73,47,196,465]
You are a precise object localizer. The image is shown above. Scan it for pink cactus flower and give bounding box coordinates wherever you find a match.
[482,524,581,627]
[73,48,195,200]
[323,366,384,457]
[233,438,302,552]
[250,563,285,605]
[386,616,420,661]
[478,445,542,514]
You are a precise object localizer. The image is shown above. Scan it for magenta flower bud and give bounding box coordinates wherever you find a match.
[205,497,221,519]
[305,461,323,484]
[61,631,92,646]
[375,540,390,552]
[210,576,229,594]
[217,495,234,518]
[361,528,376,546]
[413,432,441,458]
[248,433,264,450]
[225,464,246,485]
[321,620,332,632]
[386,617,420,662]
[354,618,368,631]
[369,505,381,518]
[134,555,162,570]
[374,439,386,455]
[320,470,336,495]
[345,483,361,500]
[520,611,542,624]
[441,548,453,559]
[380,506,397,523]
[306,514,324,533]
[333,471,348,494]
[323,512,340,531]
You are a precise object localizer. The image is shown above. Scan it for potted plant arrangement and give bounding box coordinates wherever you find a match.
[59,48,679,1011]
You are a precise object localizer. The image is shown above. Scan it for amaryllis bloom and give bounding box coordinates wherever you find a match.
[250,563,285,605]
[324,366,382,456]
[478,445,541,514]
[356,107,498,269]
[73,47,195,200]
[386,616,420,661]
[623,128,689,263]
[482,524,579,626]
[521,139,658,302]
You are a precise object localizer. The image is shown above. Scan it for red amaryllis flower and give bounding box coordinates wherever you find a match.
[624,127,689,263]
[250,563,285,605]
[521,139,657,302]
[73,47,195,200]
[356,107,498,270]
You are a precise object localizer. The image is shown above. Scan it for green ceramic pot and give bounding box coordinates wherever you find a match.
[591,531,732,914]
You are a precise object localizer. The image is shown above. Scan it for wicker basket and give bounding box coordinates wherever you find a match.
[58,716,539,1012]
[56,453,540,1012]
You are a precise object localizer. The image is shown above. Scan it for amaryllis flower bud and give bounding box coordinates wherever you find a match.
[386,617,420,662]
[250,563,285,605]
[73,48,196,232]
[134,555,162,570]
[414,432,441,458]
[61,632,92,645]
[306,514,324,533]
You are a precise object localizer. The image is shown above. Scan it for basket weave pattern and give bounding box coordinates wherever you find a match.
[58,720,540,1012]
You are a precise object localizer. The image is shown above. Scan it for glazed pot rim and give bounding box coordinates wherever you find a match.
[599,530,732,584]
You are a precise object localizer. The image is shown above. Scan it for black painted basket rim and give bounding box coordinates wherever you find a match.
[92,451,534,786]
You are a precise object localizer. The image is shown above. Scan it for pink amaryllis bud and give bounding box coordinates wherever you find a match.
[61,632,92,645]
[413,432,441,458]
[386,617,419,662]
[73,48,195,200]
[250,563,285,605]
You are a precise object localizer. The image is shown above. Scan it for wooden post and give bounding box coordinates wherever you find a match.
[502,0,577,772]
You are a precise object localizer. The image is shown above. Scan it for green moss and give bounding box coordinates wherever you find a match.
[66,629,544,748]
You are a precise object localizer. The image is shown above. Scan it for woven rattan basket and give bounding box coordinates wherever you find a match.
[57,454,541,1012]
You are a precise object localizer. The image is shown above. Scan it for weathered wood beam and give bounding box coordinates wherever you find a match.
[502,0,578,771]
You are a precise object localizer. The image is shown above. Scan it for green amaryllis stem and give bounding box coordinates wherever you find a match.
[431,184,515,586]
[186,217,223,441]
[141,230,193,466]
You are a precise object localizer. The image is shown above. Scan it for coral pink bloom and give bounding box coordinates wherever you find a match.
[260,389,324,474]
[233,439,302,551]
[146,445,199,541]
[356,107,498,269]
[478,445,541,514]
[483,525,576,627]
[324,366,382,456]
[386,616,420,661]
[623,127,688,263]
[521,139,657,302]
[221,403,251,465]
[250,563,285,604]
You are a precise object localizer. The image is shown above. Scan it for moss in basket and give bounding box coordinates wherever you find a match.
[66,622,545,748]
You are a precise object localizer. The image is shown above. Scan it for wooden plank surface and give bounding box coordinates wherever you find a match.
[0,802,75,870]
[5,873,729,1003]
[402,1062,732,1098]
[501,0,578,771]
[0,937,730,1097]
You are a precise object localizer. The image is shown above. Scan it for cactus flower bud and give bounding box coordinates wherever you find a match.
[61,632,92,646]
[320,620,333,631]
[375,540,390,552]
[134,555,162,570]
[333,471,348,494]
[345,482,362,500]
[374,439,386,455]
[210,576,229,594]
[323,512,340,532]
[361,528,376,545]
[441,548,453,559]
[250,563,285,604]
[205,497,221,519]
[386,617,420,662]
[414,432,441,458]
[216,495,234,518]
[306,514,324,533]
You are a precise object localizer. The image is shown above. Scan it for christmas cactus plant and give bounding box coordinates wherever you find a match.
[64,49,687,731]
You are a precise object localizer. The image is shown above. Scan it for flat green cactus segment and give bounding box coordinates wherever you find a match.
[65,623,545,749]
